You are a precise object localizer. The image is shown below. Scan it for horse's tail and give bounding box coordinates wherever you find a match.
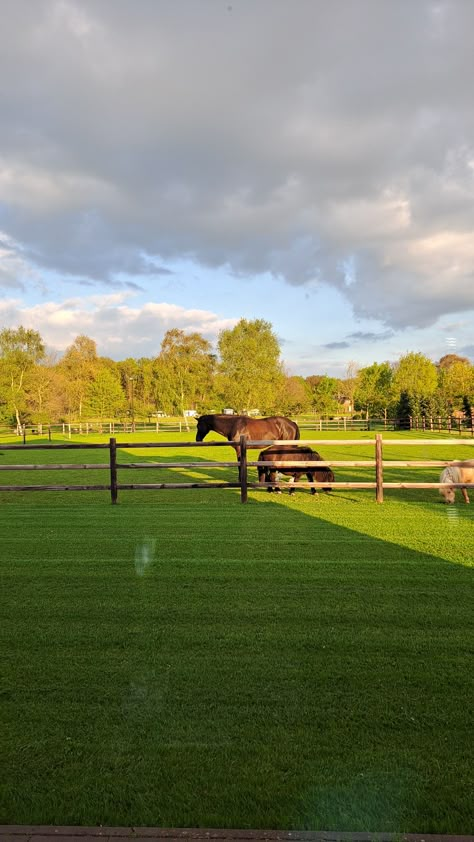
[293,420,300,440]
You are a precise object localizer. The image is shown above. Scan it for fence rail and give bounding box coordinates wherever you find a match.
[1,412,473,443]
[1,435,473,503]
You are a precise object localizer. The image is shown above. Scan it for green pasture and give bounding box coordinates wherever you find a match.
[0,431,473,832]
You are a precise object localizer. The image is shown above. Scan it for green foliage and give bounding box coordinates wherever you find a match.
[277,375,312,414]
[437,360,474,413]
[392,352,438,416]
[26,359,66,424]
[0,326,46,426]
[217,318,284,412]
[1,324,473,427]
[59,335,99,419]
[396,390,413,429]
[85,367,126,418]
[354,361,394,416]
[153,328,216,417]
[305,374,340,416]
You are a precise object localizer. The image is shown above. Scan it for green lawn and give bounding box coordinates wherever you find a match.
[0,432,473,832]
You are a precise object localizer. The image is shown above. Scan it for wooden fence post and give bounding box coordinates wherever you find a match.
[109,437,118,504]
[375,433,383,503]
[240,434,248,503]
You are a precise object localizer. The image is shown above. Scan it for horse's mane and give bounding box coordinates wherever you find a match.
[440,466,461,484]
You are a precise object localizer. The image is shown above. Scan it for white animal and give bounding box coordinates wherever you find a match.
[439,460,474,504]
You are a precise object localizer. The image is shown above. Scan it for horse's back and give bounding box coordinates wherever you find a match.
[259,415,300,440]
[460,464,474,482]
[444,460,474,483]
[259,444,321,462]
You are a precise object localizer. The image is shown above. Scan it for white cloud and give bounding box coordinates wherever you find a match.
[0,0,474,329]
[0,294,236,357]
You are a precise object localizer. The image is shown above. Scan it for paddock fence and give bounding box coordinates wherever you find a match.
[1,412,473,444]
[1,435,474,503]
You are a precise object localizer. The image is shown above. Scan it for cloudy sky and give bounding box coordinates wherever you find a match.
[1,0,473,376]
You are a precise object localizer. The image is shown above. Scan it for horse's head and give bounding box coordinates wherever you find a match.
[440,485,456,504]
[321,468,335,492]
[195,415,210,442]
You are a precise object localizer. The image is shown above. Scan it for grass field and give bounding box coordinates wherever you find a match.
[1,431,473,833]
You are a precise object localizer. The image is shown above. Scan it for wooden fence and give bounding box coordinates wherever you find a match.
[1,413,473,442]
[1,435,474,503]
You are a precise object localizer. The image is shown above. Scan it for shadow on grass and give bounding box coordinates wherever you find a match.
[1,448,473,835]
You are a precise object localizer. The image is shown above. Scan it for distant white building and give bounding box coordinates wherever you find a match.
[184,409,198,417]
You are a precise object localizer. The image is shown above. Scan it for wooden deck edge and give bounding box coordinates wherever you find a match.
[1,828,473,842]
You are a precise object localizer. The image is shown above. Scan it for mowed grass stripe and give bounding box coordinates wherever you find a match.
[1,434,473,831]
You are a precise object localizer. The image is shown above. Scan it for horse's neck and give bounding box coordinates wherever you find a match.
[211,415,241,436]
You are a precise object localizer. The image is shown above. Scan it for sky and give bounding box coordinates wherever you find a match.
[1,0,473,378]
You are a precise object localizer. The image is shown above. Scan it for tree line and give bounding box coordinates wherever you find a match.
[0,320,473,428]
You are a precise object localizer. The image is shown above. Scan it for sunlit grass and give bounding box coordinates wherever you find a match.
[1,431,473,832]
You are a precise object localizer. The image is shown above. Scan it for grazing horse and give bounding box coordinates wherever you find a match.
[258,444,334,495]
[439,460,474,504]
[195,414,300,465]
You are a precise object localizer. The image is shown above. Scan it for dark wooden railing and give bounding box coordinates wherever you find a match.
[1,435,474,503]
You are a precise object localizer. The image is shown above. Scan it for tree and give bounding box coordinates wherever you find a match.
[392,352,438,416]
[462,395,472,424]
[437,359,474,414]
[277,376,312,415]
[354,362,394,418]
[437,353,470,369]
[85,367,126,421]
[341,360,359,412]
[396,390,413,429]
[217,319,284,412]
[154,329,215,420]
[305,375,340,416]
[60,335,99,421]
[27,355,67,426]
[0,326,45,429]
[117,357,158,420]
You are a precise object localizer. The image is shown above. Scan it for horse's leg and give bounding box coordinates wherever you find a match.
[308,471,318,495]
[269,468,280,493]
[288,474,297,495]
[231,440,241,480]
[461,486,470,503]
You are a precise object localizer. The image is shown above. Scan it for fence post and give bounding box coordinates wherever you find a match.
[240,434,248,503]
[375,433,383,503]
[109,437,118,504]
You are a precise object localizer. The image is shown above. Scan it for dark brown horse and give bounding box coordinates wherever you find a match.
[195,414,300,468]
[258,444,334,495]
